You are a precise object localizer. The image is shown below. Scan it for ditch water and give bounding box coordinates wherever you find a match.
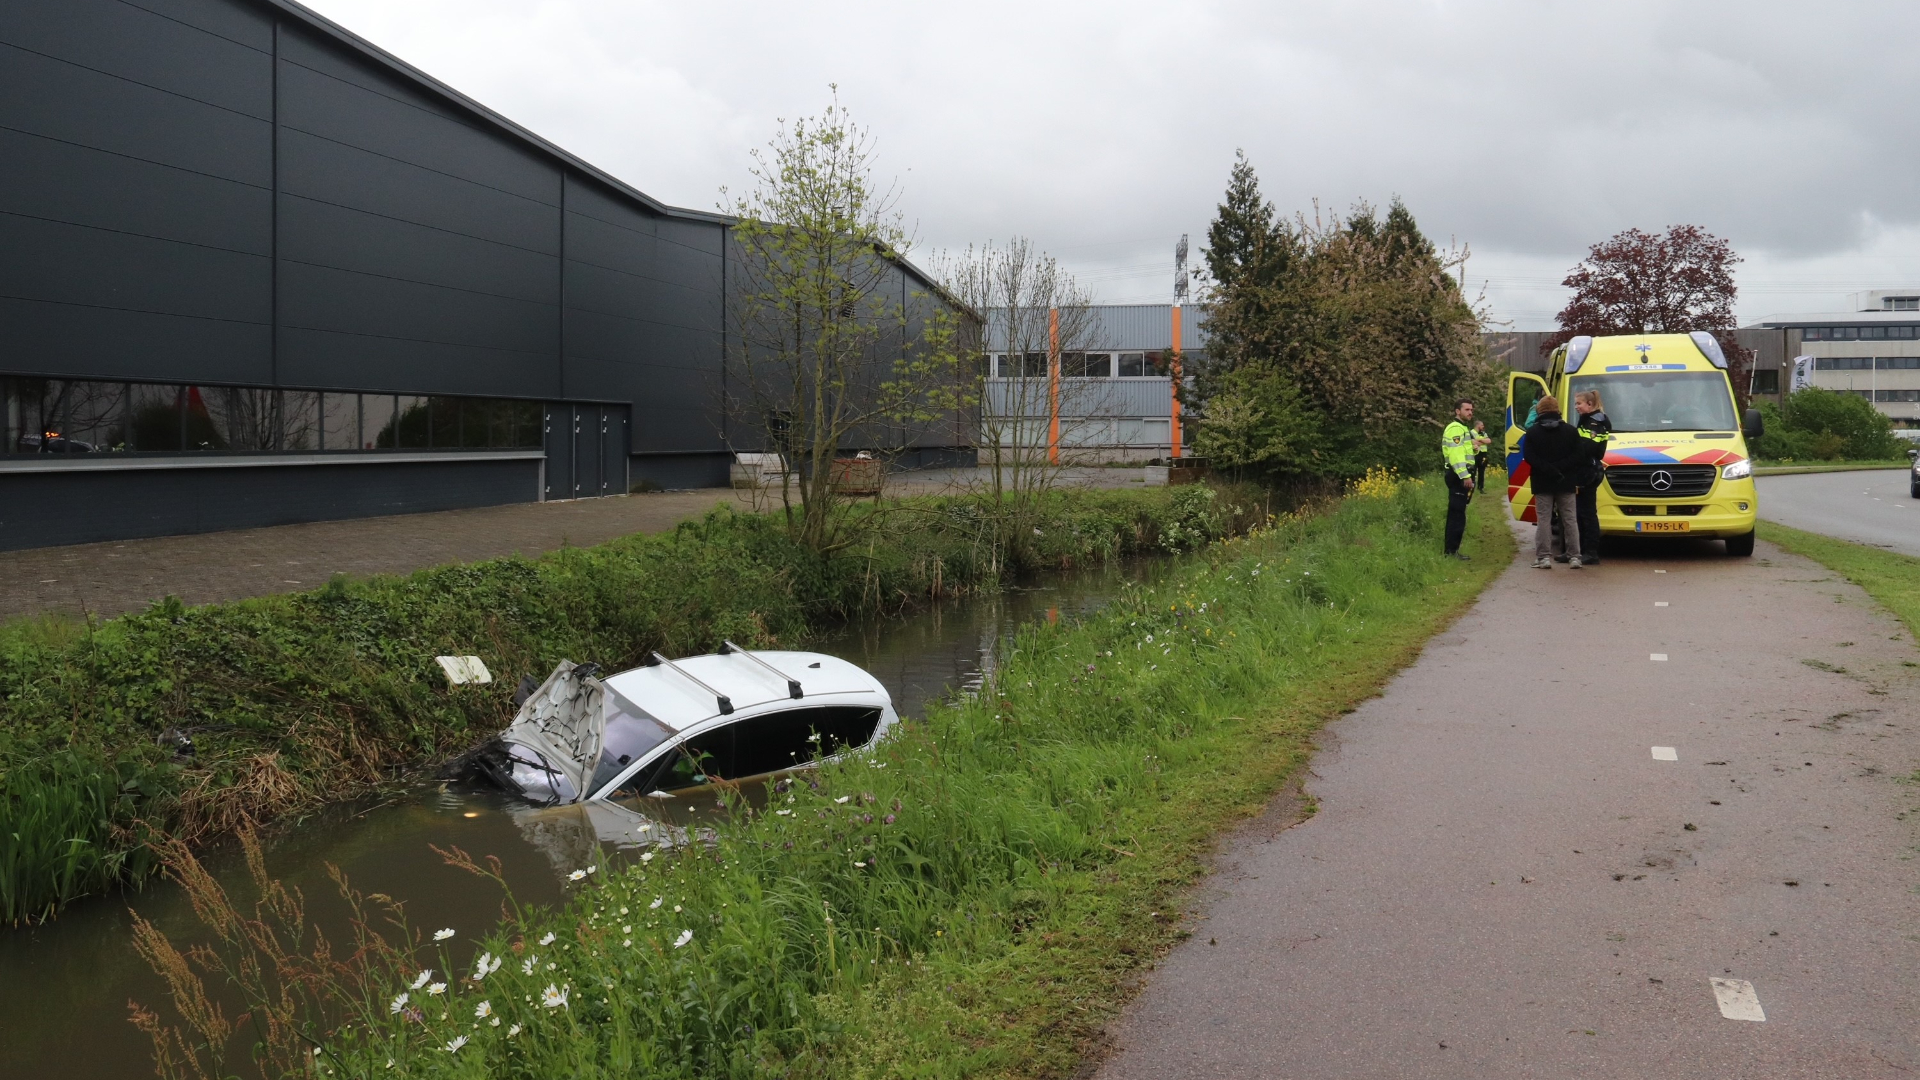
[0,560,1155,1080]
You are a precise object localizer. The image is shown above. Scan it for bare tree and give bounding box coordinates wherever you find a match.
[936,239,1104,557]
[723,91,971,553]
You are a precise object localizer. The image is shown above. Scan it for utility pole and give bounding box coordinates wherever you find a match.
[1171,234,1187,460]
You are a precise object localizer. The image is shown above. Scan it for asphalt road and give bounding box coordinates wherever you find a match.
[1097,527,1920,1079]
[1758,468,1920,557]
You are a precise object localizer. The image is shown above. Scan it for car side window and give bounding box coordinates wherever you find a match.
[728,706,883,779]
[614,724,735,796]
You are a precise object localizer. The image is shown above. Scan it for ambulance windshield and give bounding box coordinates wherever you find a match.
[1570,371,1736,433]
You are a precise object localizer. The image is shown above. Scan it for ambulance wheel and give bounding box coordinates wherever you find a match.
[1725,531,1755,557]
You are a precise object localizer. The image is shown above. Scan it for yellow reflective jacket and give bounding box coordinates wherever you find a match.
[1442,419,1474,480]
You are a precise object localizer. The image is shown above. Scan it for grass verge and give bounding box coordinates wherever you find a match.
[1754,460,1912,476]
[130,476,1513,1079]
[1757,521,1920,640]
[0,485,1263,924]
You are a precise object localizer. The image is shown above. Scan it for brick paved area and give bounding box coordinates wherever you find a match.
[0,466,1159,624]
[0,490,752,623]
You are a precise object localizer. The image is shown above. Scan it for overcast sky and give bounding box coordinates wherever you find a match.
[305,0,1920,329]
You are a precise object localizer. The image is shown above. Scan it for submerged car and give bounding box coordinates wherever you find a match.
[476,645,898,805]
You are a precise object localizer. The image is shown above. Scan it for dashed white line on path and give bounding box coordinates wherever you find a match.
[1710,978,1766,1022]
[1655,601,1669,607]
[1651,746,1678,761]
[1651,653,1669,661]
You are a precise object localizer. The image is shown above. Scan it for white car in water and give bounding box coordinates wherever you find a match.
[480,645,898,805]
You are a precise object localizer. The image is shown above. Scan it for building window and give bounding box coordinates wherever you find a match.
[1117,352,1148,377]
[1062,352,1113,378]
[1753,370,1780,394]
[1,377,544,457]
[1814,357,1874,371]
[1874,389,1920,402]
[1883,297,1919,311]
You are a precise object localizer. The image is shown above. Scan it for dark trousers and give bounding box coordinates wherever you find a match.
[1576,484,1601,562]
[1444,471,1470,554]
[1472,454,1489,493]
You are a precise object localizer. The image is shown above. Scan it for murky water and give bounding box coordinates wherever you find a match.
[0,561,1151,1080]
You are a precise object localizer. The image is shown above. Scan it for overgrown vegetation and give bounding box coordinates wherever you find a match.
[130,476,1512,1079]
[0,486,1257,924]
[1189,152,1499,484]
[1753,387,1906,462]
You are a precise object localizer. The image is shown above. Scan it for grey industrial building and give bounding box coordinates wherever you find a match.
[0,0,961,551]
[1747,290,1920,427]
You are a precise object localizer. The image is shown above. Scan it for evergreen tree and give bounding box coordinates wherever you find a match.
[1381,197,1434,267]
[1203,150,1286,291]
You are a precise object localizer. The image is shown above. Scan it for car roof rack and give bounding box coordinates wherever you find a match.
[719,641,804,699]
[646,652,733,714]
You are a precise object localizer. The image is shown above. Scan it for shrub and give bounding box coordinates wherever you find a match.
[1756,388,1903,461]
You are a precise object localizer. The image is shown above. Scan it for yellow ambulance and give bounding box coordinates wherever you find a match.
[1506,332,1762,556]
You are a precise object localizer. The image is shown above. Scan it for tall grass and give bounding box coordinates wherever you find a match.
[0,486,1258,923]
[130,476,1500,1078]
[0,752,159,922]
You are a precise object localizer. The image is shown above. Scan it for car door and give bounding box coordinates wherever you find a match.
[1507,371,1549,523]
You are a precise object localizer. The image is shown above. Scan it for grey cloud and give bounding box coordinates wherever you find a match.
[309,0,1919,314]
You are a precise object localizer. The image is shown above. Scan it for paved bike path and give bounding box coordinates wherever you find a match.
[1097,533,1920,1079]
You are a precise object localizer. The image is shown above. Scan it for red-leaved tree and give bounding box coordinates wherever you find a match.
[1545,225,1752,407]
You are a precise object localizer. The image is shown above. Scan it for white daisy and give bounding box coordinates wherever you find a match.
[538,932,556,946]
[433,928,455,942]
[542,984,569,1009]
[388,992,409,1014]
[410,970,433,990]
[444,1035,468,1054]
[673,929,693,949]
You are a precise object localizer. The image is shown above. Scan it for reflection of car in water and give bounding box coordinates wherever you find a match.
[473,646,898,807]
[1507,332,1764,556]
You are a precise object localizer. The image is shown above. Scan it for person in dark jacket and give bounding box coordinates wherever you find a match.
[1573,390,1613,566]
[1521,395,1586,569]
[1471,420,1492,493]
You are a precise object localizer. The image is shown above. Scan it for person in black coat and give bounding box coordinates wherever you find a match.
[1573,390,1613,566]
[1522,395,1586,569]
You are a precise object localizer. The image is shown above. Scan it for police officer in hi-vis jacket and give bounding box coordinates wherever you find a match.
[1441,399,1475,559]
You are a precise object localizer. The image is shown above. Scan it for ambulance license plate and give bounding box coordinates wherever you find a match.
[1635,520,1689,534]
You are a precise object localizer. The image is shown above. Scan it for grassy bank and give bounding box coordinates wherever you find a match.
[132,475,1512,1079]
[0,485,1262,924]
[1758,521,1920,640]
[1754,460,1911,476]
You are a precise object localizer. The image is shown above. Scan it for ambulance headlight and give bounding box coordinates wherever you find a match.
[1721,459,1752,481]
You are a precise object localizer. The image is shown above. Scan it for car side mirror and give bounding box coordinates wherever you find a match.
[1742,408,1764,439]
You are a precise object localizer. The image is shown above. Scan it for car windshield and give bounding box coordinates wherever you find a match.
[1571,371,1736,433]
[584,689,674,796]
